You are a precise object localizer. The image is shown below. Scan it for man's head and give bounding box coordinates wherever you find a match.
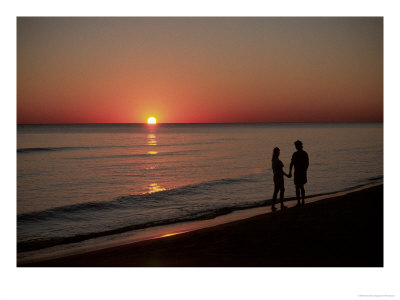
[294,140,303,150]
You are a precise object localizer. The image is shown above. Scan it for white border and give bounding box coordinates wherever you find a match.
[3,1,399,300]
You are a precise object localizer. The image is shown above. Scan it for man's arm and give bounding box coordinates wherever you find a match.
[289,156,294,175]
[305,152,309,170]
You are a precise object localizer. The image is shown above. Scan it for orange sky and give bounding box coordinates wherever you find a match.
[17,17,383,124]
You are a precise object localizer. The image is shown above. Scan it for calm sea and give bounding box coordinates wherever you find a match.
[17,123,383,260]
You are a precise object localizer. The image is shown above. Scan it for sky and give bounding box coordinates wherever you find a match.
[17,17,383,124]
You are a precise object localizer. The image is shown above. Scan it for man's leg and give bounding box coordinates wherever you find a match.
[279,187,286,208]
[295,185,300,205]
[300,185,305,205]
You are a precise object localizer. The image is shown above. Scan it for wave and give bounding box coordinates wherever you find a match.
[17,197,271,253]
[17,146,104,153]
[67,149,200,160]
[18,145,209,155]
[18,176,258,222]
[17,175,261,252]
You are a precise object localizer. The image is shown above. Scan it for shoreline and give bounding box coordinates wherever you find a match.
[18,181,382,264]
[20,182,383,267]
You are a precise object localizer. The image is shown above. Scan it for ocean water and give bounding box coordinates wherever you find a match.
[17,123,383,259]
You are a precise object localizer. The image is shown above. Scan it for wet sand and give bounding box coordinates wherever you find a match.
[20,184,383,267]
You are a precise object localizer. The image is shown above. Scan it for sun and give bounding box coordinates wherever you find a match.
[147,116,157,124]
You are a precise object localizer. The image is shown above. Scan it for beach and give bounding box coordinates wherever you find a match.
[21,183,383,267]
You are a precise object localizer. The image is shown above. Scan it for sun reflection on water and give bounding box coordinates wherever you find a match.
[147,134,157,146]
[148,183,166,193]
[161,231,190,238]
[147,133,158,155]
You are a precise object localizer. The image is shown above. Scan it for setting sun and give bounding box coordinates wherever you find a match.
[147,117,157,124]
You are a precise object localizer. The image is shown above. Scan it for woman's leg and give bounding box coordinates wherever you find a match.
[272,185,279,209]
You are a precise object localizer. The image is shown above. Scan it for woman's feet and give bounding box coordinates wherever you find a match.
[272,204,288,211]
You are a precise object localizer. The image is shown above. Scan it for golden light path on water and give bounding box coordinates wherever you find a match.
[146,132,165,193]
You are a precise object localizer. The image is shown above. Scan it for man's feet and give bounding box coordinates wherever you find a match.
[271,206,277,211]
[295,202,301,207]
[280,205,288,210]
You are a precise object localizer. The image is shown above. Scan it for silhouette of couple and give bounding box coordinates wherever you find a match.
[271,140,309,211]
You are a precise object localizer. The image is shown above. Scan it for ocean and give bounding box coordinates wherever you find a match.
[17,123,383,262]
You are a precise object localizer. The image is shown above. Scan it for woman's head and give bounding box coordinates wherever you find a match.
[272,147,280,160]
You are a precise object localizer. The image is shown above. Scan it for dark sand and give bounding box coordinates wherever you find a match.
[21,184,383,267]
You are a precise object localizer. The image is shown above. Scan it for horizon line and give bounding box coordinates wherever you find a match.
[17,121,383,125]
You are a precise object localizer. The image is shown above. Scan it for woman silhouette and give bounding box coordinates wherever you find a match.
[271,147,290,211]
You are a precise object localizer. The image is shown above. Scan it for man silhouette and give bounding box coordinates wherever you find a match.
[289,140,309,206]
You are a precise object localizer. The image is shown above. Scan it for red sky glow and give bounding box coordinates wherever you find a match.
[17,17,383,124]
